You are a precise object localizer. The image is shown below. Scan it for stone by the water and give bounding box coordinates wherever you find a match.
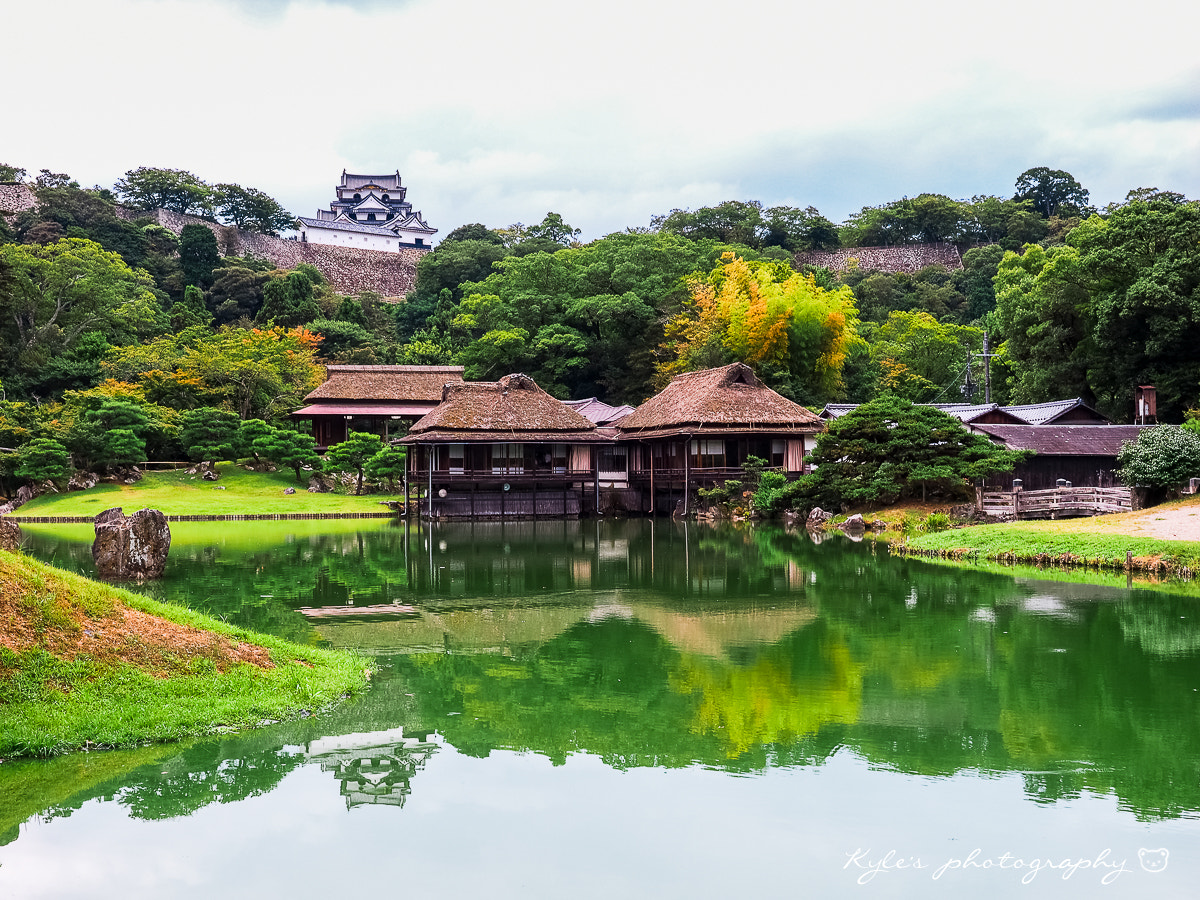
[92,507,171,579]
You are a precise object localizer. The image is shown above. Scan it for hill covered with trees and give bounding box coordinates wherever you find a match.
[1,161,1197,490]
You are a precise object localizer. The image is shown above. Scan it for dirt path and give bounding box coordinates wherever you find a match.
[1039,495,1200,542]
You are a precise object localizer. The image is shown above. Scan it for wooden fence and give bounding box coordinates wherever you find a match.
[980,486,1132,519]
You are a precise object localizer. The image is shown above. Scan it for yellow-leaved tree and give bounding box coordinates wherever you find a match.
[658,252,861,403]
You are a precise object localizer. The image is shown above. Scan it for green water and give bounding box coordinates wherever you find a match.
[3,520,1199,898]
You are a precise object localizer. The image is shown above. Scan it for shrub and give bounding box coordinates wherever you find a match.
[1116,425,1200,488]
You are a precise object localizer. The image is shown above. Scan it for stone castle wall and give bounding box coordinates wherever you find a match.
[794,243,963,274]
[0,182,38,218]
[119,207,425,298]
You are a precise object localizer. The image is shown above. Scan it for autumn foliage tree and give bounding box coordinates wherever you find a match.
[659,253,860,404]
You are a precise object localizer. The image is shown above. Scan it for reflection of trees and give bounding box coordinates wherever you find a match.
[671,624,862,757]
[15,519,1200,823]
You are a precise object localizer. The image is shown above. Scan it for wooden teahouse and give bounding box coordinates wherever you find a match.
[616,363,824,513]
[401,373,610,518]
[293,365,464,449]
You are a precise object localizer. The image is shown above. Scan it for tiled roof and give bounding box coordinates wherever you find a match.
[563,398,636,425]
[403,373,605,443]
[297,216,403,237]
[618,363,822,436]
[1003,398,1110,425]
[304,365,464,403]
[339,172,403,190]
[969,424,1149,455]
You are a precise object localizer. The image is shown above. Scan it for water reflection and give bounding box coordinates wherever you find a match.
[8,519,1200,856]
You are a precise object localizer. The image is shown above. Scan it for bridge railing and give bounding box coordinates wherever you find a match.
[981,486,1132,519]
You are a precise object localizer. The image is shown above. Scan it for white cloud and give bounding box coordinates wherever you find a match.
[5,0,1198,240]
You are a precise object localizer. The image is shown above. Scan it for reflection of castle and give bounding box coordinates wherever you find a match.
[305,727,439,809]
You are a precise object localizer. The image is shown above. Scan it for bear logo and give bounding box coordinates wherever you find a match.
[1138,848,1169,873]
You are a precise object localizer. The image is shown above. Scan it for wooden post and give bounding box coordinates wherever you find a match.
[427,445,433,520]
[684,440,690,516]
[649,446,655,514]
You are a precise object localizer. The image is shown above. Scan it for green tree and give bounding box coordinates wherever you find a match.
[1013,167,1090,218]
[992,243,1095,405]
[0,238,162,396]
[364,445,406,492]
[178,224,221,289]
[1070,199,1200,420]
[179,407,242,464]
[211,183,296,235]
[0,163,27,182]
[1116,425,1200,489]
[14,437,70,483]
[866,311,981,401]
[259,428,322,482]
[114,167,212,215]
[67,399,157,472]
[326,431,384,494]
[799,396,1028,506]
[653,200,765,248]
[257,270,318,327]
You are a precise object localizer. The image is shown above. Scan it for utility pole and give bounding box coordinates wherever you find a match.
[970,332,996,404]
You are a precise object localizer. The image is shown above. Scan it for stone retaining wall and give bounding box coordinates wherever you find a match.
[0,182,37,219]
[795,243,963,274]
[117,207,425,298]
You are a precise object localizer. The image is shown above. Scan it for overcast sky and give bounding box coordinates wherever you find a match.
[7,0,1198,241]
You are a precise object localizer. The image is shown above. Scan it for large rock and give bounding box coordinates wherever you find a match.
[840,513,866,532]
[68,471,100,492]
[807,507,833,529]
[0,517,20,552]
[92,507,171,579]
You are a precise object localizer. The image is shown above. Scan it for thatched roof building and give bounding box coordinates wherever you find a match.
[403,373,607,444]
[293,364,465,447]
[617,363,823,439]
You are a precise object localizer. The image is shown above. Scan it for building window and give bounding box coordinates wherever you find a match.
[691,439,725,468]
[491,443,524,475]
[367,213,376,221]
[415,238,424,246]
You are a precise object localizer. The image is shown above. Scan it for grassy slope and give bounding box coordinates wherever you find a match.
[0,551,371,758]
[9,464,399,517]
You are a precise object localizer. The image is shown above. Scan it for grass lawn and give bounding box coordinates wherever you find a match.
[902,496,1200,575]
[9,464,401,518]
[0,551,372,758]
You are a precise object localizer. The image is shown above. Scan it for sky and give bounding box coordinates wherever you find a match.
[6,0,1199,241]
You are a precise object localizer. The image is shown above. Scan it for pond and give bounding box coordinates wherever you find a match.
[3,519,1199,898]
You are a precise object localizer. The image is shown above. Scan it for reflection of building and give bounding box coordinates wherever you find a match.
[297,171,437,252]
[305,727,439,809]
[294,364,464,448]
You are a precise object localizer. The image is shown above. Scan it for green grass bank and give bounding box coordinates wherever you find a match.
[899,523,1200,577]
[0,551,372,759]
[8,464,400,519]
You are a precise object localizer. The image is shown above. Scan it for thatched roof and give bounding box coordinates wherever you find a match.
[304,365,464,403]
[403,373,606,443]
[618,363,823,439]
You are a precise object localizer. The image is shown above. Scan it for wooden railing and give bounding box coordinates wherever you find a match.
[981,486,1132,519]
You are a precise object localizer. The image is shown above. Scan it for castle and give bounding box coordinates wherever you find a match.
[297,171,437,253]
